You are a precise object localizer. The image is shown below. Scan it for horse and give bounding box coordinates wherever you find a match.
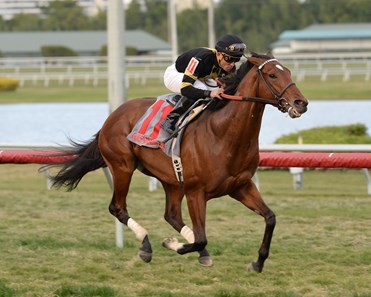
[48,52,308,273]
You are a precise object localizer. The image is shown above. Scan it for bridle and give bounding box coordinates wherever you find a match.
[220,58,295,113]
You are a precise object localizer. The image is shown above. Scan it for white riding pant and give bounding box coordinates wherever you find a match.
[163,63,218,94]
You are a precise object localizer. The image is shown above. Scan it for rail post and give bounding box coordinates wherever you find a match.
[362,168,371,195]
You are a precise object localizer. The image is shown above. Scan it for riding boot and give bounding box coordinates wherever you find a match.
[161,96,194,134]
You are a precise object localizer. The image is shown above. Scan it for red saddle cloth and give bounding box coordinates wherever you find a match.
[127,94,176,155]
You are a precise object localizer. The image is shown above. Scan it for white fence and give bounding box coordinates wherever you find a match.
[1,71,165,87]
[1,53,371,86]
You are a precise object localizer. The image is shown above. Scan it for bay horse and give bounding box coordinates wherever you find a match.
[48,53,308,272]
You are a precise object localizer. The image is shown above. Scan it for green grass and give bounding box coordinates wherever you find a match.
[296,77,371,100]
[0,80,169,103]
[0,165,371,296]
[1,63,371,296]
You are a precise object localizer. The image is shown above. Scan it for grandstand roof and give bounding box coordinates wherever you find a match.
[279,23,371,40]
[0,30,171,56]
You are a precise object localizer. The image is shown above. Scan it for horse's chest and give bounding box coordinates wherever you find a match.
[202,172,252,198]
[227,170,253,187]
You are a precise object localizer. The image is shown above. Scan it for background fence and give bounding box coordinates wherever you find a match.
[1,52,371,87]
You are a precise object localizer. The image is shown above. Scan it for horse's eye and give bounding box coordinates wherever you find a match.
[269,73,276,79]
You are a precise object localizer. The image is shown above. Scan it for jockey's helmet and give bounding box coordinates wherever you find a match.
[215,34,246,57]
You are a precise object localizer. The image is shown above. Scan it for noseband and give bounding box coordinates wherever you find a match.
[220,58,295,113]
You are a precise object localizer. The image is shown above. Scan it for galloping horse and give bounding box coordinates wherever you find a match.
[49,53,308,272]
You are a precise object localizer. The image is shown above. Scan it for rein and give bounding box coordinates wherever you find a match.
[219,93,277,106]
[220,58,295,112]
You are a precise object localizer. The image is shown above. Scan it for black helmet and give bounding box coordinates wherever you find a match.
[215,34,246,57]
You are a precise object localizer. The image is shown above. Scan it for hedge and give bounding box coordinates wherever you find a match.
[41,45,78,57]
[0,77,20,91]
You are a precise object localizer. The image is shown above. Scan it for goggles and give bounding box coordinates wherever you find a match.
[224,43,246,53]
[222,54,240,64]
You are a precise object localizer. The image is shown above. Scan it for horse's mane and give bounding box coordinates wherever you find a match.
[208,52,270,110]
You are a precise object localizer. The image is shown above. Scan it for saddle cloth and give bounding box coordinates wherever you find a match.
[127,94,181,157]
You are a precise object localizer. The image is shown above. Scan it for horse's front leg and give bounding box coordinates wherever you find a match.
[163,190,208,255]
[162,184,212,266]
[230,180,276,273]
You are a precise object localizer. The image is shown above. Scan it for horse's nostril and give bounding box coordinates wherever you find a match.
[295,99,308,108]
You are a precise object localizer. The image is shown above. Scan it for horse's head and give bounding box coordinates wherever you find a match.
[244,52,308,118]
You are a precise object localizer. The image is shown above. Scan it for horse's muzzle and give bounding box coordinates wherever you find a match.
[288,98,308,118]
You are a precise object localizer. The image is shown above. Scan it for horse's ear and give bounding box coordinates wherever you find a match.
[247,55,261,67]
[266,51,274,58]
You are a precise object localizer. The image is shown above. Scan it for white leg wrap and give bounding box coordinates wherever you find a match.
[164,238,184,251]
[127,218,148,242]
[180,225,195,243]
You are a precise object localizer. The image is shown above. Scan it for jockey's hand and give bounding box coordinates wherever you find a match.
[210,88,224,100]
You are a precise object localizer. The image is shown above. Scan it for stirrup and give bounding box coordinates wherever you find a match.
[161,118,177,134]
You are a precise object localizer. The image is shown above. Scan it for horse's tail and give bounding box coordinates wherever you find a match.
[46,132,106,191]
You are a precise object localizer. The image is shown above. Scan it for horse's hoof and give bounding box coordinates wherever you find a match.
[198,256,213,267]
[138,250,152,263]
[247,262,262,273]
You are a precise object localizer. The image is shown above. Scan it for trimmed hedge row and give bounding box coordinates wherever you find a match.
[0,77,19,91]
[41,45,79,57]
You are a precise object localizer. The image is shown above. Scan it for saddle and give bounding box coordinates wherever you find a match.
[127,94,212,184]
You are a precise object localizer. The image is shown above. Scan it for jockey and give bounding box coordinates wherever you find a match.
[161,33,247,134]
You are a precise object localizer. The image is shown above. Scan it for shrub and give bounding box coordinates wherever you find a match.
[41,45,79,57]
[99,44,138,56]
[346,123,367,136]
[0,77,19,91]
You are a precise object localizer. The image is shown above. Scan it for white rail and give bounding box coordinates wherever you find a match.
[1,71,165,87]
[2,52,371,65]
[260,144,371,152]
[2,54,371,85]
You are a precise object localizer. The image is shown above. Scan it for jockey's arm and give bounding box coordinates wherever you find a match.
[180,72,223,100]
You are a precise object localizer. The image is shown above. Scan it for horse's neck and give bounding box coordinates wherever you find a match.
[211,74,264,146]
[224,100,264,142]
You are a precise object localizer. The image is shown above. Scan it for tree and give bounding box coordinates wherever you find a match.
[177,7,208,52]
[40,0,91,30]
[89,9,107,30]
[6,13,42,31]
[0,16,8,31]
[126,0,145,30]
[303,0,371,23]
[143,0,168,41]
[1,0,371,54]
[215,0,307,52]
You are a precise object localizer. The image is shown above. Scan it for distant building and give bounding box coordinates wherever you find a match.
[271,23,371,54]
[0,30,172,57]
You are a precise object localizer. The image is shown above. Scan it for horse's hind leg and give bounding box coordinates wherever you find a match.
[230,181,276,273]
[161,183,212,266]
[105,156,152,263]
